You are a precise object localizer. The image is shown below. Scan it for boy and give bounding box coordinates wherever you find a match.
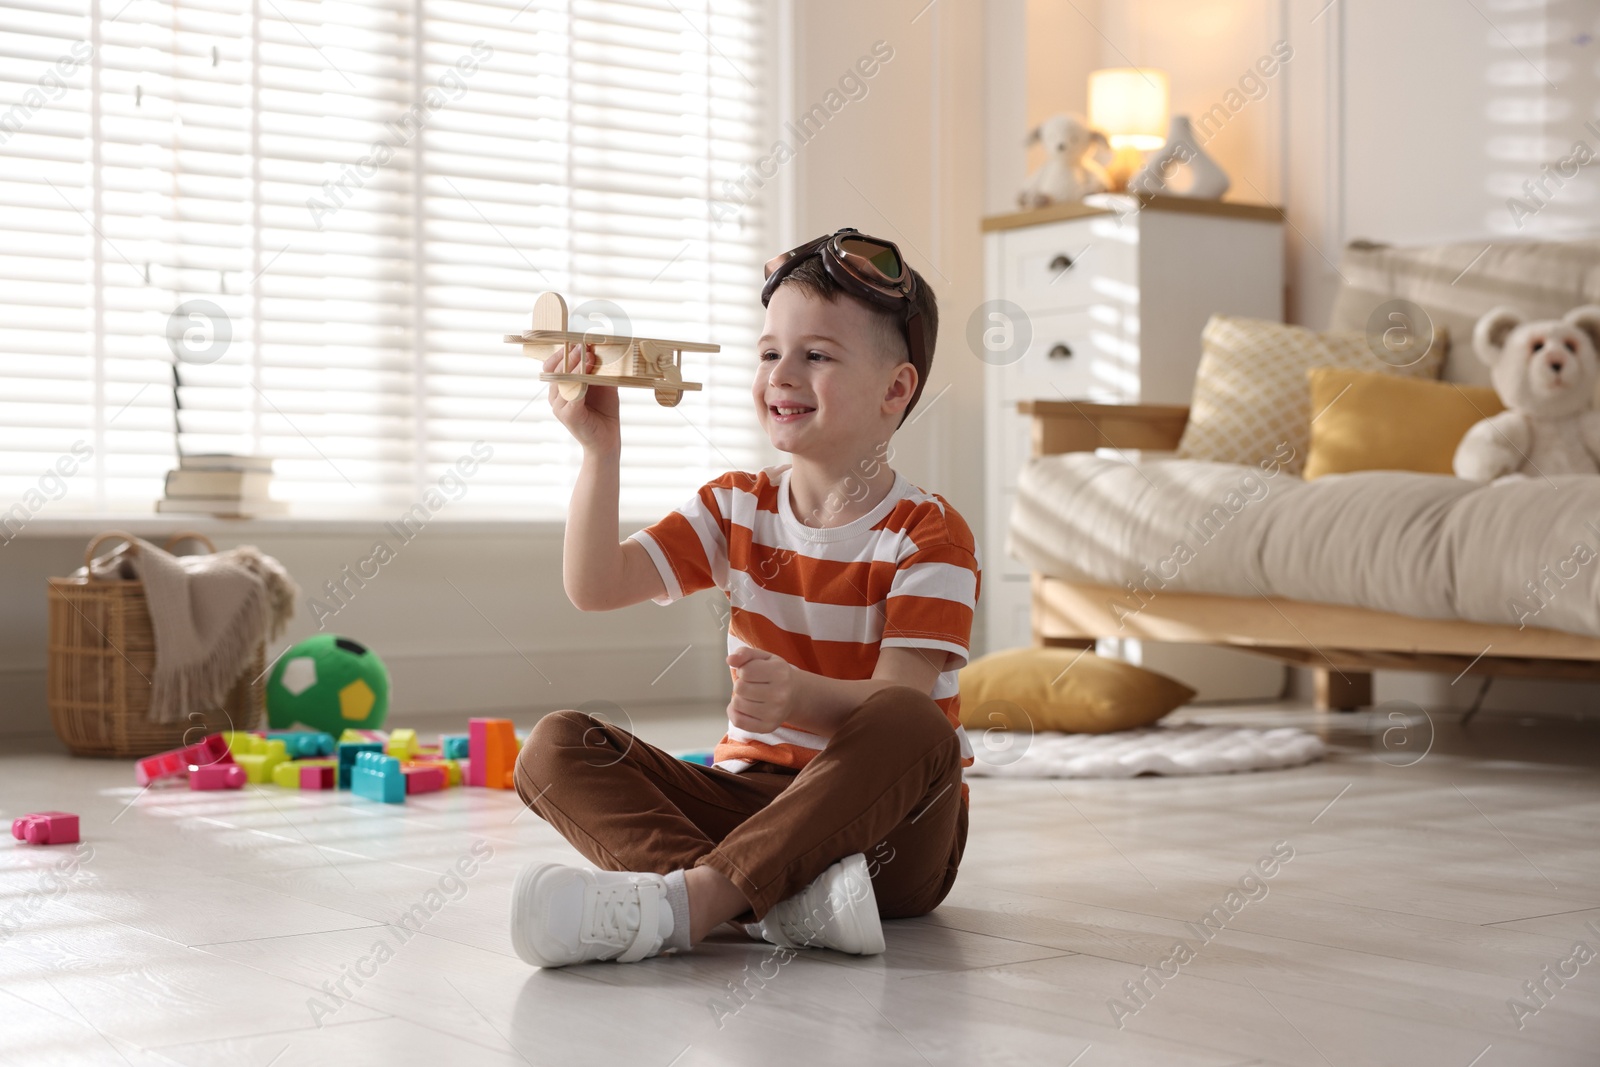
[510,228,980,968]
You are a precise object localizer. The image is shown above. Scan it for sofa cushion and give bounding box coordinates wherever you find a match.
[958,647,1194,734]
[1176,315,1446,477]
[1327,238,1600,387]
[1303,367,1505,479]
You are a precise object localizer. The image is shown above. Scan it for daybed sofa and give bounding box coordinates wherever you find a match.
[1007,238,1600,711]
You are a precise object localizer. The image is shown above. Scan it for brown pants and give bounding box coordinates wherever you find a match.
[513,685,968,920]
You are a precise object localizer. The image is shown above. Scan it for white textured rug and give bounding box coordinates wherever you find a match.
[965,725,1326,779]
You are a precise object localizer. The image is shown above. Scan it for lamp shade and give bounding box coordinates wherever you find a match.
[1087,68,1170,151]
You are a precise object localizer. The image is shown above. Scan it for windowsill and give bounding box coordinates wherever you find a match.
[8,513,574,540]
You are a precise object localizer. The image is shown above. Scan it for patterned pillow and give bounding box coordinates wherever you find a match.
[1176,315,1447,476]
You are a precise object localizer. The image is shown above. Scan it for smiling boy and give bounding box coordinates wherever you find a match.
[510,228,980,968]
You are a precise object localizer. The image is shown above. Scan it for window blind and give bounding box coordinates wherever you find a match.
[0,0,770,521]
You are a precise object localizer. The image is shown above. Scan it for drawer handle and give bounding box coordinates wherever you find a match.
[1049,253,1075,275]
[1048,342,1073,360]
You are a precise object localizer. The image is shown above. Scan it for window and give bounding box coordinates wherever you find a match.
[0,0,770,521]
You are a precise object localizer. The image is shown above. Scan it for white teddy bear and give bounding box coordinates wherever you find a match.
[1453,305,1600,481]
[1017,114,1111,210]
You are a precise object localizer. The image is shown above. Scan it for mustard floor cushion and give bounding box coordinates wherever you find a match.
[958,647,1196,734]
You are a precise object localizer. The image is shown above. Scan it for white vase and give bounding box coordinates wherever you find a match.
[1129,115,1230,200]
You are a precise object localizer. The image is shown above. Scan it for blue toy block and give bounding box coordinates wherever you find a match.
[441,734,470,760]
[337,742,384,790]
[267,731,335,759]
[677,749,717,767]
[352,751,405,804]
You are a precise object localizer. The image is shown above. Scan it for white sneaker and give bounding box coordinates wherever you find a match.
[511,862,673,967]
[744,853,885,955]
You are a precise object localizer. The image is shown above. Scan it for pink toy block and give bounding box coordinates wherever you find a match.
[135,734,233,786]
[468,719,489,786]
[300,764,336,790]
[12,811,79,845]
[189,764,246,790]
[402,764,447,794]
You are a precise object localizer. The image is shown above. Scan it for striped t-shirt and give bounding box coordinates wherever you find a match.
[629,464,980,776]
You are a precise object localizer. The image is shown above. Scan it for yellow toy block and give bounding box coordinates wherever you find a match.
[272,758,338,789]
[234,739,288,784]
[386,728,419,760]
[223,731,263,756]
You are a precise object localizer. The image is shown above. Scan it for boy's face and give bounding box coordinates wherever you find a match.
[754,285,913,462]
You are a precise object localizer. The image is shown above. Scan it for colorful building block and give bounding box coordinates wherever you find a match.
[412,755,461,787]
[352,751,405,804]
[266,731,335,759]
[441,734,470,759]
[12,811,79,845]
[191,764,246,790]
[386,728,419,760]
[677,749,717,767]
[339,728,388,745]
[402,764,447,794]
[233,738,288,784]
[337,742,384,789]
[222,730,259,755]
[300,764,336,790]
[134,733,233,786]
[469,718,516,790]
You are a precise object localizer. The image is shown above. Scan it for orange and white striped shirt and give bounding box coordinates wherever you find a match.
[629,464,980,777]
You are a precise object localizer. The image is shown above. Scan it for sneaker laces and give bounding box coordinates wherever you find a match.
[582,878,662,962]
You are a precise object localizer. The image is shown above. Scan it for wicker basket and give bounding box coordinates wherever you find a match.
[47,531,266,758]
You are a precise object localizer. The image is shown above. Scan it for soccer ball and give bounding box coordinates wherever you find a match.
[267,634,390,734]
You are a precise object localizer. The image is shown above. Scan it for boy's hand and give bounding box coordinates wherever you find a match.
[546,342,620,454]
[726,647,799,734]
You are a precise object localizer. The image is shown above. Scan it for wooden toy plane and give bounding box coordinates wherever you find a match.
[506,291,715,408]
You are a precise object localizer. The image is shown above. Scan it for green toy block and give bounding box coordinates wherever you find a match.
[352,751,405,804]
[271,760,301,788]
[386,728,418,760]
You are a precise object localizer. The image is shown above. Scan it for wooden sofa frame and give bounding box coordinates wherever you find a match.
[1019,400,1600,711]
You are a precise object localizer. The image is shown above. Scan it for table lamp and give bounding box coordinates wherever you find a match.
[1087,67,1170,192]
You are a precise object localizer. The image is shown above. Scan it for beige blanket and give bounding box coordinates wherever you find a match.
[83,539,298,722]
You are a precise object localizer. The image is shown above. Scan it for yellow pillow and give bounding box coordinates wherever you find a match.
[957,647,1195,734]
[1303,367,1505,479]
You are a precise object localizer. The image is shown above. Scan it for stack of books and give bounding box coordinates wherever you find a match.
[158,455,286,517]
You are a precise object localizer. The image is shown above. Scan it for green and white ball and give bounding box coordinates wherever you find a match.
[267,634,390,734]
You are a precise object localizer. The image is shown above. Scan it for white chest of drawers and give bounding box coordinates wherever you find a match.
[980,194,1286,698]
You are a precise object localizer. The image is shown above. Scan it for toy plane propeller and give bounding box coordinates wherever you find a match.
[507,292,714,408]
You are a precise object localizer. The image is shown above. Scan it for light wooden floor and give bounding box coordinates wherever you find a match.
[2,702,1597,1066]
